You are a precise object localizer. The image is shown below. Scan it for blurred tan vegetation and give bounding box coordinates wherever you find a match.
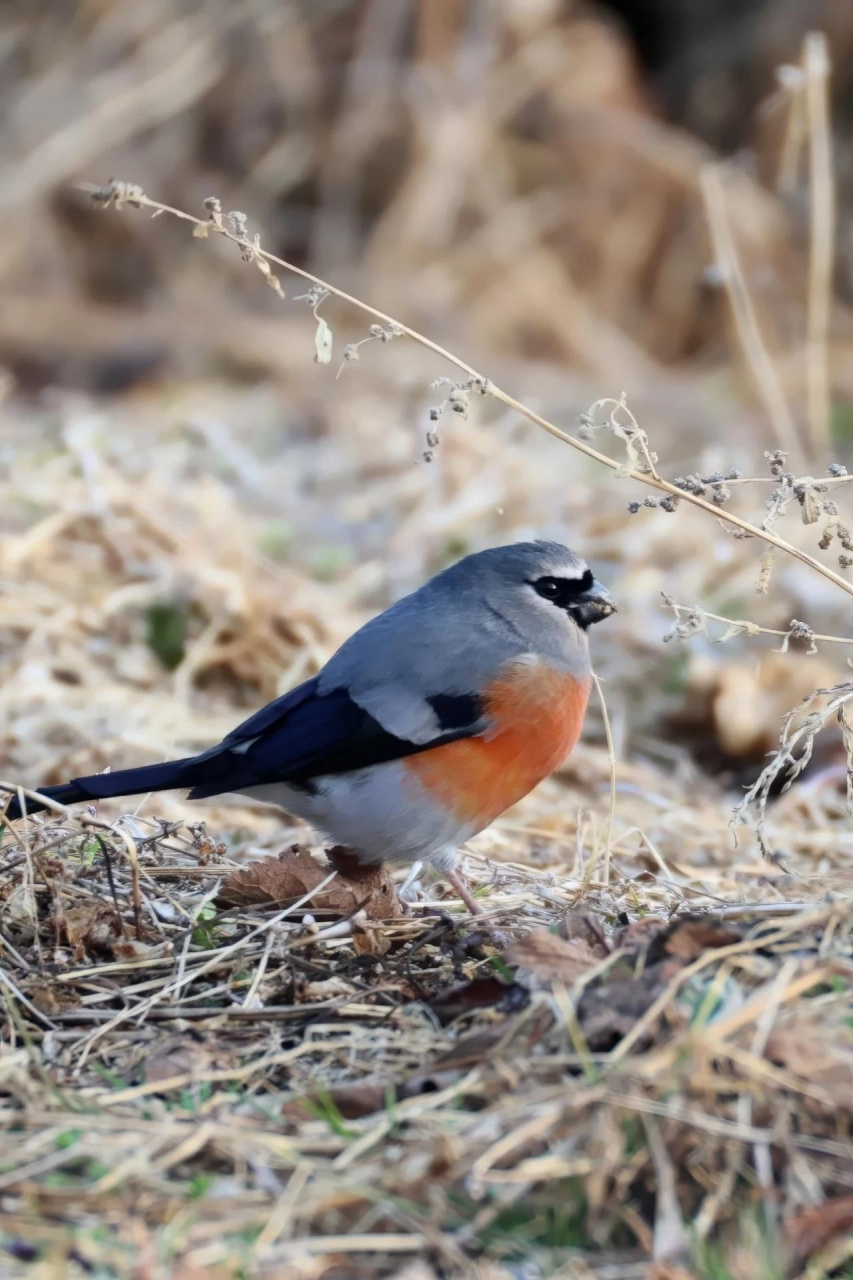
[3,3,853,1277]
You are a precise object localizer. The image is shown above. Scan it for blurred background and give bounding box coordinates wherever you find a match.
[3,0,853,848]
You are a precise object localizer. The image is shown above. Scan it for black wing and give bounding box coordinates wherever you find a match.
[187,677,484,798]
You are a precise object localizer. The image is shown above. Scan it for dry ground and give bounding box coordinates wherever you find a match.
[3,3,853,1277]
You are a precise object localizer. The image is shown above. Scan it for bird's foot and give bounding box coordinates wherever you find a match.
[445,866,484,917]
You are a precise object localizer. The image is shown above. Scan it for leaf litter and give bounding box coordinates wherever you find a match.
[3,793,853,1277]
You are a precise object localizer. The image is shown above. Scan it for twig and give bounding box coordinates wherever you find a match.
[79,180,853,603]
[804,32,835,459]
[592,674,616,887]
[700,164,801,462]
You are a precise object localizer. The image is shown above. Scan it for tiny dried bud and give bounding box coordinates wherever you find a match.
[727,468,743,480]
[342,344,359,362]
[643,496,658,508]
[425,430,440,448]
[627,502,641,514]
[369,324,384,338]
[203,196,222,215]
[428,407,442,422]
[764,449,788,476]
[712,485,730,505]
[228,210,248,238]
[423,450,434,463]
[829,463,848,477]
[841,555,853,569]
[659,495,680,513]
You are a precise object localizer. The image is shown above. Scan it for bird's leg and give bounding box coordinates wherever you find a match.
[445,866,483,916]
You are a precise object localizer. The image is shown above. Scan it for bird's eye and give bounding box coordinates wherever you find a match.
[531,570,594,607]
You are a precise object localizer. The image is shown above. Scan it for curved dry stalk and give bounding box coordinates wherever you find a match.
[592,673,616,887]
[80,180,853,603]
[731,681,853,854]
[661,596,853,652]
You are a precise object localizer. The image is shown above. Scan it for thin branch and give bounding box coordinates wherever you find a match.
[79,181,853,603]
[804,31,836,459]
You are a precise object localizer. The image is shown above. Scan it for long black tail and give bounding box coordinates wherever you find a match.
[2,757,203,822]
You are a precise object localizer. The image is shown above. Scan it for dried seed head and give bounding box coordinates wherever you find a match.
[764,449,788,477]
[228,210,248,238]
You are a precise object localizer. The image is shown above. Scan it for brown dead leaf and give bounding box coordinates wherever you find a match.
[58,900,124,958]
[662,918,744,961]
[578,959,682,1051]
[144,1036,214,1085]
[507,928,599,988]
[217,847,399,920]
[430,976,528,1025]
[616,916,669,951]
[23,980,81,1015]
[352,920,391,955]
[766,1022,853,1089]
[783,1195,853,1272]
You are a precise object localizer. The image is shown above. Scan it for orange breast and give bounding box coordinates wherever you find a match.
[405,660,590,830]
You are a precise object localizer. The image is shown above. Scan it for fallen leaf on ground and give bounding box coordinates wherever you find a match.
[23,980,81,1015]
[144,1036,215,1085]
[507,928,599,988]
[661,917,743,961]
[57,900,124,958]
[352,919,391,955]
[430,976,529,1024]
[766,1021,853,1089]
[578,959,682,1051]
[217,846,400,920]
[782,1195,853,1272]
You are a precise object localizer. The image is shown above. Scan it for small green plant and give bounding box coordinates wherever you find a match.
[191,902,219,949]
[303,1090,358,1140]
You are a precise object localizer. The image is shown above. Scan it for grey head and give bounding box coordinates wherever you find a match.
[429,540,616,665]
[321,540,615,718]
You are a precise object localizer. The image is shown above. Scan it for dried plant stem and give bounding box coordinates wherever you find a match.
[592,674,616,886]
[700,164,801,462]
[663,601,853,649]
[804,31,835,460]
[81,182,853,603]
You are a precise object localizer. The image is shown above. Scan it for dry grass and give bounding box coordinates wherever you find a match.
[4,4,853,1278]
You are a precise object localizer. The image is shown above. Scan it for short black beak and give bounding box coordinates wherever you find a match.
[570,579,616,629]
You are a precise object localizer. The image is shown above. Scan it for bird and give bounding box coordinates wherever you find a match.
[3,541,615,912]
